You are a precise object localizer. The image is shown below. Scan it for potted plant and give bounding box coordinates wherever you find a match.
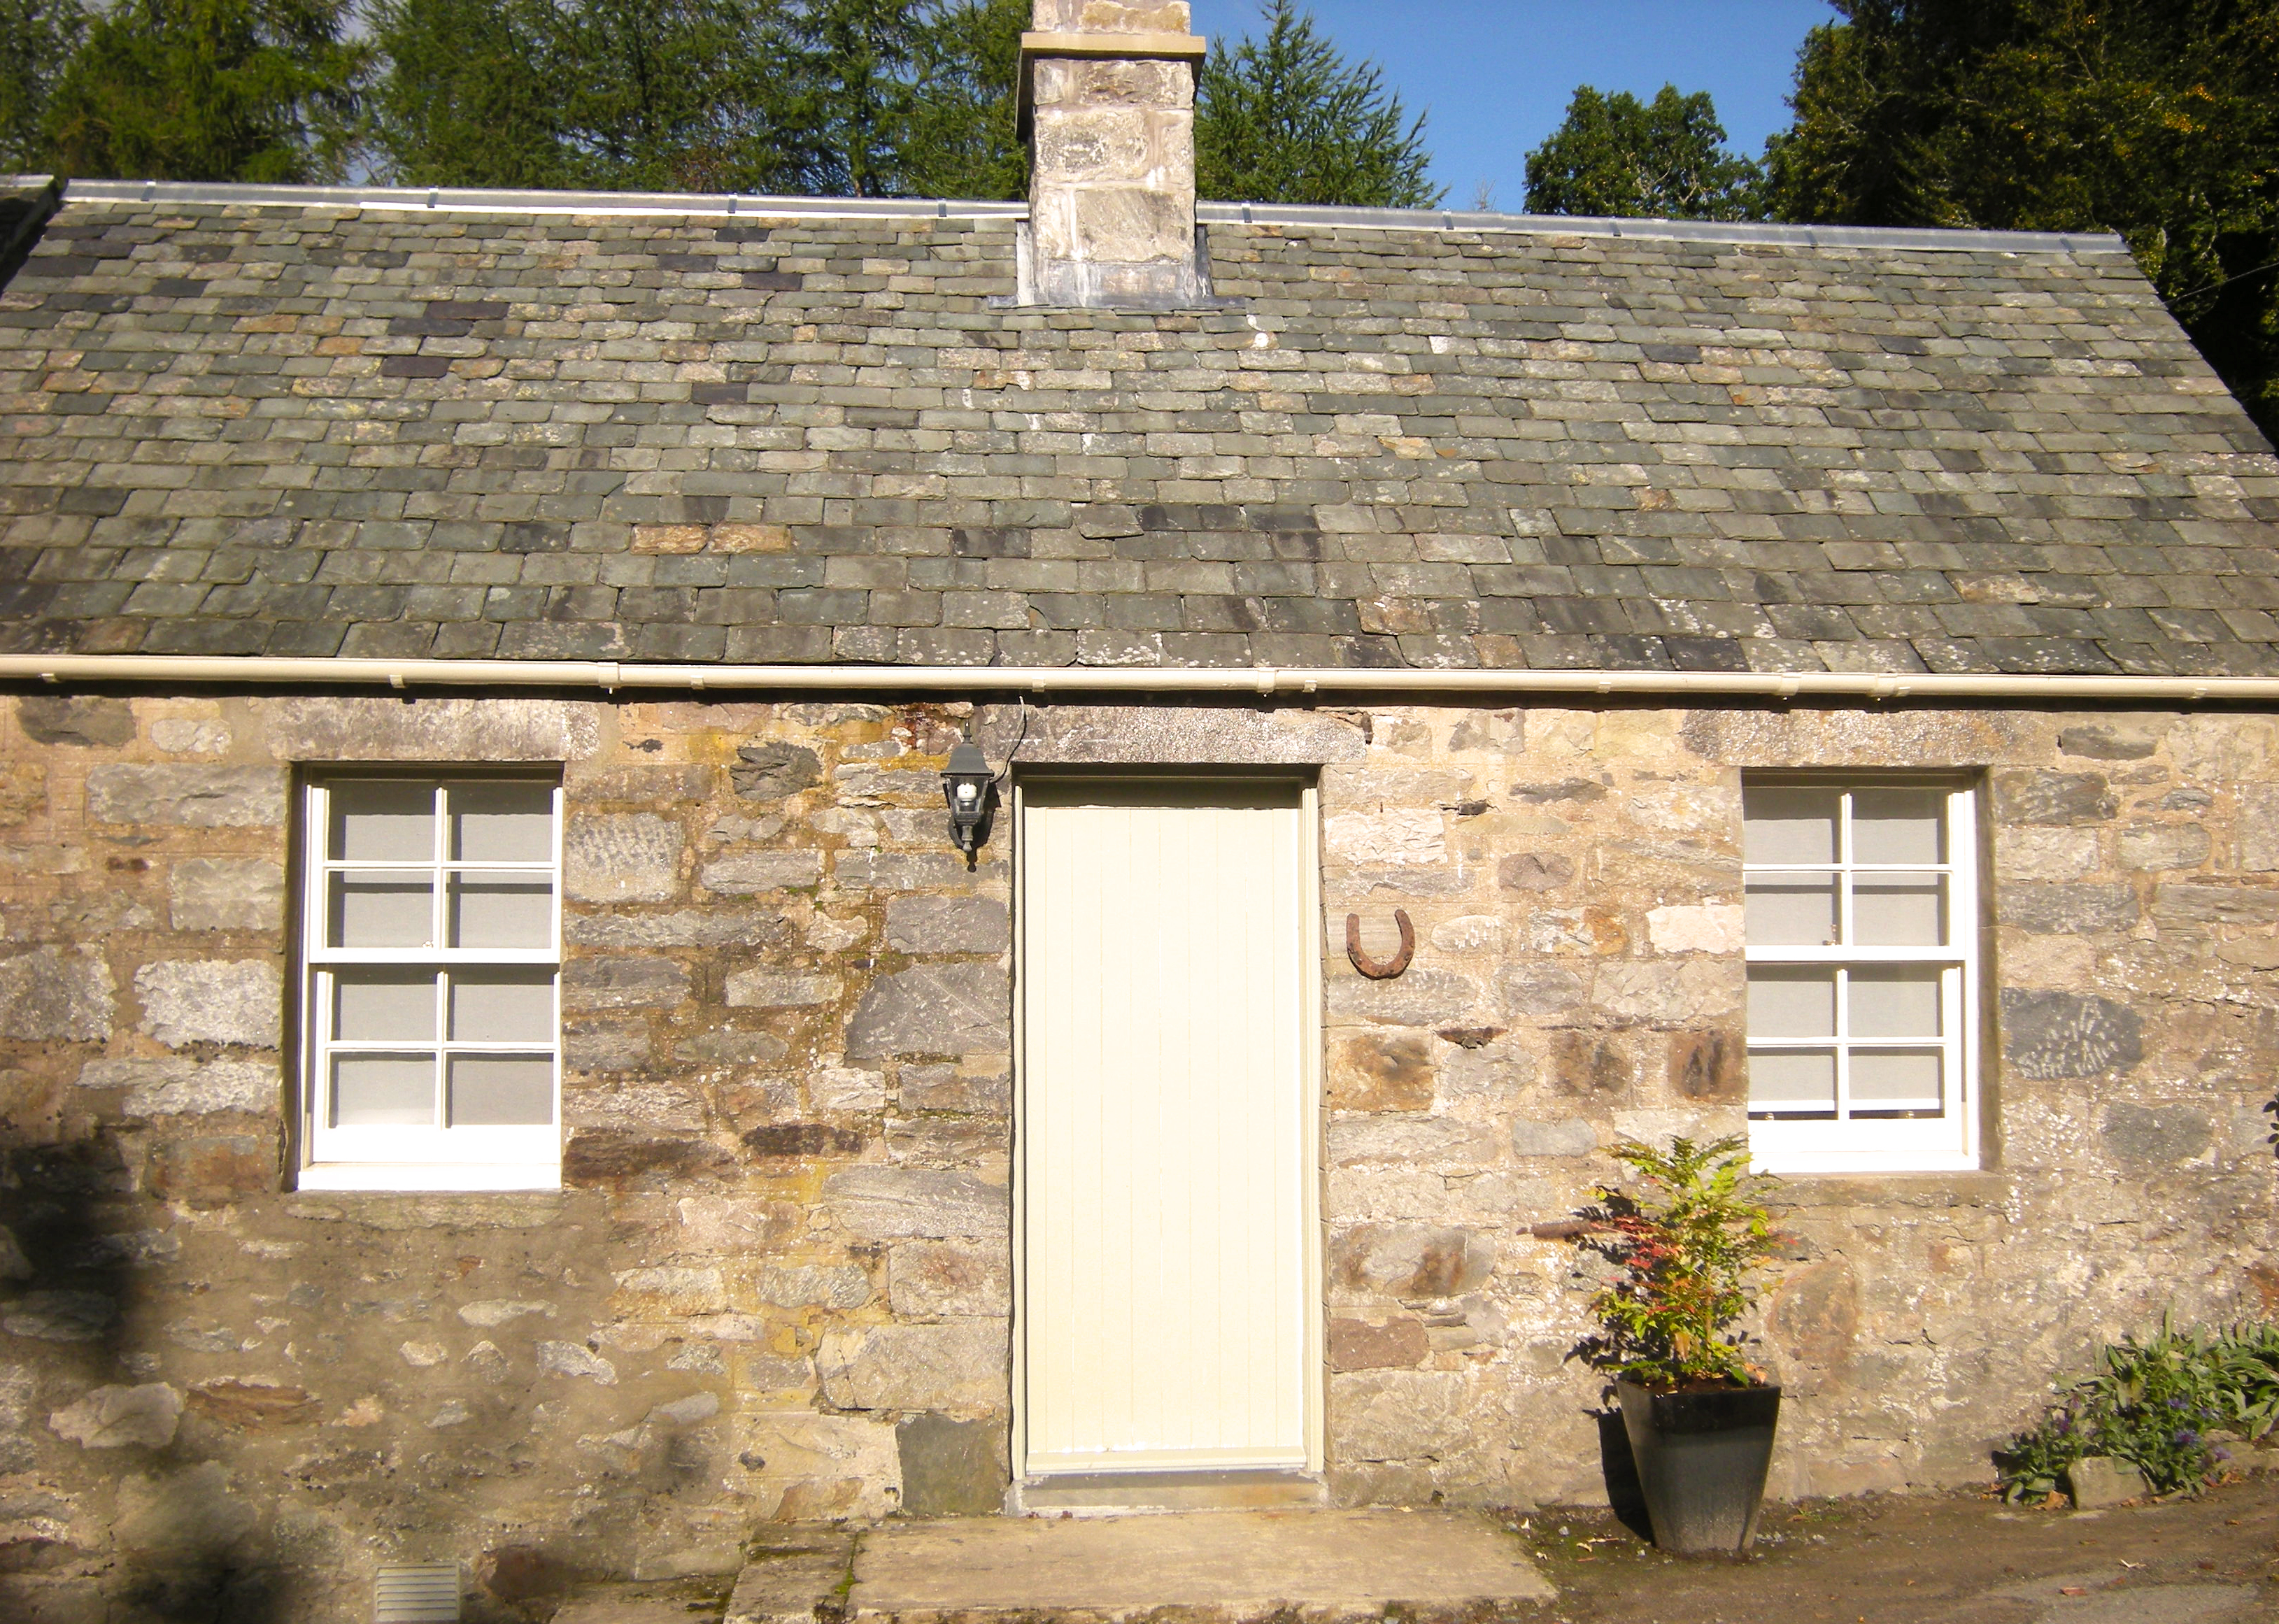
[1570,1134,1786,1554]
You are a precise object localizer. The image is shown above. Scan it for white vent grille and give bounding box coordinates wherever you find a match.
[374,1562,460,1623]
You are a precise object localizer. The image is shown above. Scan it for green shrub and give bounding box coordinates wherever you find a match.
[1577,1135,1784,1390]
[1999,1317,2279,1501]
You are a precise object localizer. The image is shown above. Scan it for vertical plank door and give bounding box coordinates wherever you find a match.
[1018,779,1320,1476]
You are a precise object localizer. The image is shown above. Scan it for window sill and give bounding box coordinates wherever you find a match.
[1751,1153,1981,1176]
[296,1164,562,1192]
[1768,1168,2012,1209]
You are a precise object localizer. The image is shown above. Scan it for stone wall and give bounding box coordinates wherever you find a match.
[1,690,2276,1616]
[1299,699,2279,1505]
[0,692,1017,1619]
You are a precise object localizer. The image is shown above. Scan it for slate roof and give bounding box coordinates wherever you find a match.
[3,180,2276,676]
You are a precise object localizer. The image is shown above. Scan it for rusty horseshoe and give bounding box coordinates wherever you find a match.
[1345,909,1415,980]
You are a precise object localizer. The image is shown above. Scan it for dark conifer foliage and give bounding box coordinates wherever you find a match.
[369,0,789,192]
[0,0,84,171]
[895,0,1027,202]
[1195,0,1440,208]
[367,0,1030,198]
[1768,0,2279,443]
[41,0,365,183]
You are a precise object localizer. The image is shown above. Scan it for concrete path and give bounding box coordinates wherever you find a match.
[720,1509,1554,1623]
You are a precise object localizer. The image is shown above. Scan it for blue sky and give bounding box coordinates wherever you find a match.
[1188,1,1840,211]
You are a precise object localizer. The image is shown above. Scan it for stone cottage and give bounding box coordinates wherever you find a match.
[2,1,2278,1615]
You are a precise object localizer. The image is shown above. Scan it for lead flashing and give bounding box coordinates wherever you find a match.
[45,178,2127,255]
[1198,200,2127,256]
[57,178,1030,222]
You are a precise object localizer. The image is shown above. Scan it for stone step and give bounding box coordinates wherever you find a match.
[550,1575,741,1624]
[726,1509,1553,1624]
[724,1530,858,1624]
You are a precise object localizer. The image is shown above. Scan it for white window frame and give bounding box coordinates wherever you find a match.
[1744,775,1980,1175]
[297,773,564,1192]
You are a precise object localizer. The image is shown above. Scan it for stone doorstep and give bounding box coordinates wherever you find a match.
[725,1511,1554,1624]
[1015,1467,1328,1513]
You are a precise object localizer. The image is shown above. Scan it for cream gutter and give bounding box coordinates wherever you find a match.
[0,655,2271,705]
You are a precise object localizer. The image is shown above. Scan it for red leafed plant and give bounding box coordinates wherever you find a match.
[1577,1134,1785,1390]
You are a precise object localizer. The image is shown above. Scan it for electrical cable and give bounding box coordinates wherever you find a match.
[995,694,1030,787]
[2168,256,2279,306]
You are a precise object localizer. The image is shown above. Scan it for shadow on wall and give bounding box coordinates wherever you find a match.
[1,1123,289,1624]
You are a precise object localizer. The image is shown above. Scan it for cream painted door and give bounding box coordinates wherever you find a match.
[1016,779,1321,1478]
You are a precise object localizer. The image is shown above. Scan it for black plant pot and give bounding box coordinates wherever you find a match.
[1615,1379,1782,1554]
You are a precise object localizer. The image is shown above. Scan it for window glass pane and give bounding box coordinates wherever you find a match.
[450,969,555,1044]
[1850,1049,1943,1113]
[1853,875,1945,946]
[329,872,435,949]
[1848,967,1943,1038]
[334,970,436,1043]
[330,782,434,862]
[1744,787,1838,865]
[452,783,553,864]
[449,874,552,950]
[1749,1049,1836,1116]
[1748,967,1836,1038]
[1745,874,1837,946]
[448,1055,554,1125]
[332,1055,435,1126]
[1852,788,1945,866]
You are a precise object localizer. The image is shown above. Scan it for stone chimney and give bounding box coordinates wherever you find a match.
[1021,1,1211,308]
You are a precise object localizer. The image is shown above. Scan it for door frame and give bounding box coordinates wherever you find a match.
[1008,770,1326,1484]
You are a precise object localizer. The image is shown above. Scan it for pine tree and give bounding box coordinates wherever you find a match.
[897,0,1025,201]
[0,0,84,172]
[1524,85,1766,222]
[772,0,925,197]
[369,0,793,193]
[1195,0,1440,209]
[367,0,1025,199]
[42,0,365,183]
[364,0,569,189]
[365,0,1438,211]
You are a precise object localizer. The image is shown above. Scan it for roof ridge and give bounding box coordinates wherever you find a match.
[1198,201,2125,255]
[57,178,1028,222]
[48,177,2126,255]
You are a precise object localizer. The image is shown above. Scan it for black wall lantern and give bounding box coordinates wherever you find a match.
[941,741,996,868]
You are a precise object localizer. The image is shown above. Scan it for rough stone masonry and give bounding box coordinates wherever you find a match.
[1,688,2275,1618]
[1023,0,1210,308]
